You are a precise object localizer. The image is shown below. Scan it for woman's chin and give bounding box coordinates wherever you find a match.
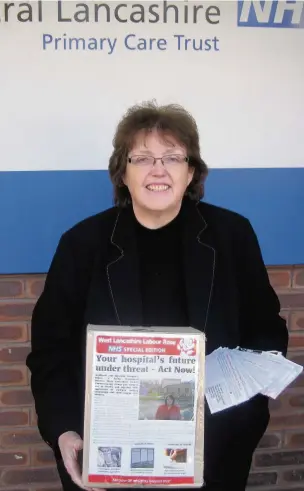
[141,189,175,210]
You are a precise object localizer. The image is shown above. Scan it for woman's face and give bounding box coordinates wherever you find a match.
[166,396,174,406]
[123,129,194,221]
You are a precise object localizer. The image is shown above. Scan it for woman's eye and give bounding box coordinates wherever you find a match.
[135,157,149,164]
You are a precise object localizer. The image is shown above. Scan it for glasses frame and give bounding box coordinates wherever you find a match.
[127,154,189,166]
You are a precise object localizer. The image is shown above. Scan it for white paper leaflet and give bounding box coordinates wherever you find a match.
[205,348,303,414]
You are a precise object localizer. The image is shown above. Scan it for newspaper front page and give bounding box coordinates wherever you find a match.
[82,325,205,488]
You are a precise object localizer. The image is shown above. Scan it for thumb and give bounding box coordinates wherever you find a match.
[71,436,83,461]
[74,437,83,451]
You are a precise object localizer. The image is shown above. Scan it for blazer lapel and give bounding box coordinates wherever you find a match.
[181,199,216,334]
[106,199,216,335]
[106,206,143,326]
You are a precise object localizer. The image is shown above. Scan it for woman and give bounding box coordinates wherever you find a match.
[26,101,288,491]
[155,395,181,420]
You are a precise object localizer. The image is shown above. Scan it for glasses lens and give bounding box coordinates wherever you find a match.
[163,155,186,164]
[131,156,154,165]
[129,155,187,165]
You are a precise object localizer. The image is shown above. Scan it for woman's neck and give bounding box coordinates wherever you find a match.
[132,202,182,230]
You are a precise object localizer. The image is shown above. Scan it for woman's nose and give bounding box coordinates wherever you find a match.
[151,159,166,175]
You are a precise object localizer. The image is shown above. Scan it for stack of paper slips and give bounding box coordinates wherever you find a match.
[205,347,303,414]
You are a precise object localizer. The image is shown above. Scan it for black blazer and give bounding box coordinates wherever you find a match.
[26,198,288,458]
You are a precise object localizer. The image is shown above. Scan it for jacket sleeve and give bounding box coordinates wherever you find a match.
[26,231,85,458]
[235,218,289,356]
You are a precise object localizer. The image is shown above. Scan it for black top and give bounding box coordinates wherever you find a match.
[26,197,288,457]
[135,212,189,327]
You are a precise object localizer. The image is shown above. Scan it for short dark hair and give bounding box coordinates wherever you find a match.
[108,100,208,207]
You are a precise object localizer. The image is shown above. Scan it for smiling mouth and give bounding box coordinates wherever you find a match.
[146,184,170,192]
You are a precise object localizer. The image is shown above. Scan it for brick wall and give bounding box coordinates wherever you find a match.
[0,267,303,491]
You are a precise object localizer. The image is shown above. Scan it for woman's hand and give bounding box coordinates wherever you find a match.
[58,431,104,491]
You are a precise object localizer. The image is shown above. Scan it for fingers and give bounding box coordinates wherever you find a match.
[58,431,87,490]
[65,454,84,489]
[58,433,107,491]
[64,448,104,491]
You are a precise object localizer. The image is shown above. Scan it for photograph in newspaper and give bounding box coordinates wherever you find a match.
[139,379,195,421]
[82,327,205,488]
[98,447,122,468]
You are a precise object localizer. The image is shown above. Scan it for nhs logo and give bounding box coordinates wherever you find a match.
[108,345,122,353]
[238,1,304,28]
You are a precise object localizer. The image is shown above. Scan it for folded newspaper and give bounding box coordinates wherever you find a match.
[205,347,303,414]
[82,325,206,488]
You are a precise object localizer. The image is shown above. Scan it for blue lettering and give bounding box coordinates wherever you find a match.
[125,34,136,50]
[213,37,220,51]
[205,39,212,51]
[237,0,304,28]
[174,35,219,51]
[174,34,183,50]
[43,33,53,49]
[124,34,167,51]
[157,38,167,50]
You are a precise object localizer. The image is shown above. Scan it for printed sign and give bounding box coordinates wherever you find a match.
[0,1,303,171]
[1,1,303,273]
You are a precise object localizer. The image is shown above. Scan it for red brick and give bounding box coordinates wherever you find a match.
[268,393,292,415]
[31,448,56,466]
[35,488,62,491]
[255,450,304,467]
[0,302,35,321]
[0,429,43,447]
[289,372,304,388]
[278,293,304,309]
[290,311,304,331]
[268,269,291,289]
[0,279,23,298]
[258,433,281,449]
[0,450,28,466]
[287,355,304,388]
[25,277,45,298]
[288,354,304,365]
[269,398,282,412]
[285,431,304,448]
[1,466,60,486]
[280,311,289,326]
[271,488,304,491]
[2,270,304,491]
[0,389,34,407]
[0,366,28,386]
[270,414,304,429]
[0,410,29,427]
[0,489,29,491]
[0,346,30,363]
[247,471,277,486]
[293,268,304,288]
[283,469,304,482]
[0,323,28,341]
[31,408,38,426]
[289,394,304,407]
[288,332,304,350]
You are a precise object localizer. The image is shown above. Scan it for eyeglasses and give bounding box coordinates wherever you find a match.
[128,154,189,166]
